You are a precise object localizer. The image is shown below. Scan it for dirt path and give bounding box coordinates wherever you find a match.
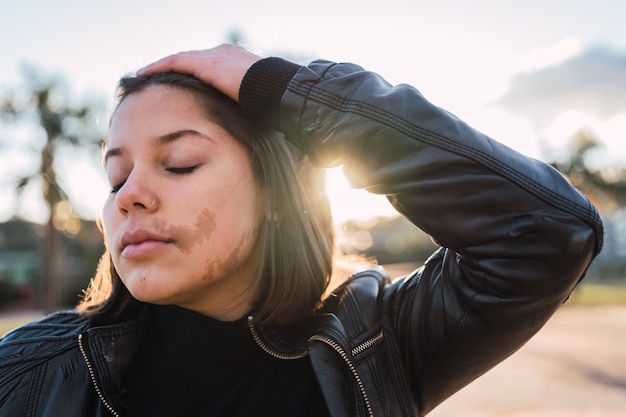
[428,305,626,417]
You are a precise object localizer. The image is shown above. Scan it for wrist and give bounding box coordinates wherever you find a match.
[239,57,302,129]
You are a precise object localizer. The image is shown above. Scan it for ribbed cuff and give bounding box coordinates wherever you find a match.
[239,57,302,130]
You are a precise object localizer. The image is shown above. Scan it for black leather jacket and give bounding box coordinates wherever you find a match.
[0,59,602,417]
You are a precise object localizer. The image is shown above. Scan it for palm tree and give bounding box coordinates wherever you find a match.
[551,129,626,280]
[1,67,103,312]
[551,129,626,211]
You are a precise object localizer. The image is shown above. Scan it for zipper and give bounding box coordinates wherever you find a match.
[351,330,384,357]
[247,316,308,360]
[78,333,120,417]
[309,334,375,417]
[248,316,381,417]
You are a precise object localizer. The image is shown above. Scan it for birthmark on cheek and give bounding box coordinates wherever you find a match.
[153,209,217,255]
[201,227,258,281]
[202,234,242,281]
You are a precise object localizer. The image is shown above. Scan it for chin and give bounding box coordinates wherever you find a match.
[123,278,174,305]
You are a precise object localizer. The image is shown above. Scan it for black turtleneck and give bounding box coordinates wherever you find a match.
[121,305,330,417]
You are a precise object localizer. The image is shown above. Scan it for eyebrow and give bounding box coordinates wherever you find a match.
[104,129,215,164]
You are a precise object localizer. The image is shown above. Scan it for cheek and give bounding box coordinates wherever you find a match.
[202,228,247,281]
[152,208,218,255]
[150,205,263,280]
[201,227,258,280]
[100,198,118,249]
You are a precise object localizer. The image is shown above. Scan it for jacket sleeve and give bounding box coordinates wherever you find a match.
[239,58,604,414]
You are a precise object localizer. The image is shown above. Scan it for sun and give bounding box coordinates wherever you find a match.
[324,166,398,225]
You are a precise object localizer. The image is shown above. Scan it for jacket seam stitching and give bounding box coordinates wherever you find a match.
[385,340,417,416]
[288,81,600,229]
[290,62,337,147]
[23,361,45,417]
[412,290,479,391]
[367,357,388,416]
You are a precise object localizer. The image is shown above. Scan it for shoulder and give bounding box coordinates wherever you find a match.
[344,265,390,292]
[0,310,90,362]
[322,265,391,323]
[330,265,390,300]
[1,310,90,341]
[0,312,94,413]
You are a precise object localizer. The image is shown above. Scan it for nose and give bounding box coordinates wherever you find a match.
[115,172,158,215]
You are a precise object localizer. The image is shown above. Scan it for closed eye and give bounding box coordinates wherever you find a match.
[111,180,126,194]
[167,166,199,175]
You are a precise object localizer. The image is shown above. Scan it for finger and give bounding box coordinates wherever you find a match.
[137,52,200,76]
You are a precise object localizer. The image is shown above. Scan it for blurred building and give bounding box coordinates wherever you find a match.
[0,219,104,311]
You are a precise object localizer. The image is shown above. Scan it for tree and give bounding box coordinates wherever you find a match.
[0,67,104,312]
[551,129,626,280]
[551,129,626,212]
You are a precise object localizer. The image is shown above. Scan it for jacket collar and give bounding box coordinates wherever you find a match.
[248,312,348,359]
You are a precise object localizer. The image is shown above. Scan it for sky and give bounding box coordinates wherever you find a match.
[1,0,625,224]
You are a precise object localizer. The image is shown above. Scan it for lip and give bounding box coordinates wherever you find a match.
[120,229,172,259]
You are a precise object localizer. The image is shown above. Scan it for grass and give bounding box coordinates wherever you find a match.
[0,313,42,338]
[568,282,626,305]
[1,283,625,338]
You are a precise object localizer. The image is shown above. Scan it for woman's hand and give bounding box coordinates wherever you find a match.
[138,44,262,102]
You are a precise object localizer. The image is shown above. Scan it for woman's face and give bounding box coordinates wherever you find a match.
[102,85,265,321]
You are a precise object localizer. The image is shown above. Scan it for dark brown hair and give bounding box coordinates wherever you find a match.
[78,72,334,326]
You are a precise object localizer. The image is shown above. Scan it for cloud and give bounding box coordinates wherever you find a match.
[496,46,626,129]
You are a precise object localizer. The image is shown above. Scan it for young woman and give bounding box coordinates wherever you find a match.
[0,44,603,417]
